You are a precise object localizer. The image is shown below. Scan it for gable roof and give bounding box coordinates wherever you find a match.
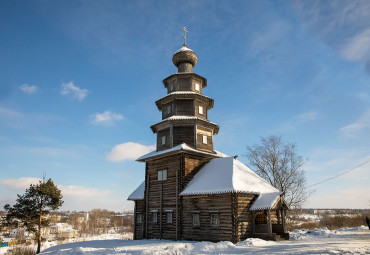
[136,143,227,162]
[180,157,279,196]
[127,181,145,200]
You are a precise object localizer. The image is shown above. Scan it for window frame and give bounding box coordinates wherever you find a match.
[166,104,172,114]
[152,211,158,224]
[192,213,200,227]
[202,135,207,144]
[157,169,167,181]
[136,213,142,224]
[210,214,220,227]
[199,105,204,115]
[166,212,173,224]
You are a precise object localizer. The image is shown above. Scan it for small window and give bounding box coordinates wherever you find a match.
[211,214,219,226]
[166,212,173,224]
[136,213,142,224]
[152,212,158,224]
[193,213,200,226]
[167,105,171,114]
[195,83,200,91]
[199,106,203,115]
[202,135,207,144]
[158,169,167,181]
[161,136,166,145]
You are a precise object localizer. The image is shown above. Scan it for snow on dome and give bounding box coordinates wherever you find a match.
[174,46,194,54]
[127,181,145,200]
[180,157,279,196]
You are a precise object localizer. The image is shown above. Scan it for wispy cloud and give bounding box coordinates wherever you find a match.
[106,142,155,162]
[340,28,370,62]
[280,111,319,131]
[60,81,89,101]
[0,177,111,198]
[58,185,111,197]
[20,84,38,94]
[293,1,370,73]
[0,177,41,190]
[339,109,370,137]
[90,111,124,126]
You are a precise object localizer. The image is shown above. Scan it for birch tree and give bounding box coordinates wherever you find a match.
[246,135,308,208]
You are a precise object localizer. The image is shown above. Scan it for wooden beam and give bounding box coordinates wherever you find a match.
[267,210,272,235]
[160,182,162,239]
[252,211,255,235]
[176,168,178,240]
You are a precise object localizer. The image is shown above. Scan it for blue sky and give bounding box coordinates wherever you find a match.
[1,0,370,211]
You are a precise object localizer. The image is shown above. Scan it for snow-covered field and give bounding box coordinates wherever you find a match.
[2,227,369,254]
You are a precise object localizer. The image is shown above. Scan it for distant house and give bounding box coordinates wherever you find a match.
[128,40,289,242]
[61,229,78,239]
[1,237,17,247]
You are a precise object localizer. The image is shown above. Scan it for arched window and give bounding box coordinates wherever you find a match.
[255,213,267,225]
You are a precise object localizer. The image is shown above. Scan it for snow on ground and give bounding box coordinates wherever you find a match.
[32,226,370,255]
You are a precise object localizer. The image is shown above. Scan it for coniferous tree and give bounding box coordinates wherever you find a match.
[4,178,63,254]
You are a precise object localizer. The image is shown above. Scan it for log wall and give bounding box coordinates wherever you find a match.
[157,128,170,151]
[134,200,145,240]
[173,126,195,147]
[182,194,233,242]
[146,155,181,239]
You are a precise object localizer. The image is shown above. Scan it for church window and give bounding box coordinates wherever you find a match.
[199,106,203,115]
[158,169,167,181]
[152,212,158,224]
[210,214,219,226]
[255,213,267,225]
[195,83,200,91]
[193,213,200,226]
[136,213,142,224]
[161,136,166,145]
[202,135,207,144]
[166,212,173,224]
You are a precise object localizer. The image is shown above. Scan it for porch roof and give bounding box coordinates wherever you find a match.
[127,181,145,200]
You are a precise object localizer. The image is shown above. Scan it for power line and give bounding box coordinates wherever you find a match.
[306,160,370,189]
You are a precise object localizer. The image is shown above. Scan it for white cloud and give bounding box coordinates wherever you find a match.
[20,84,38,94]
[58,185,111,197]
[0,177,41,190]
[340,28,370,62]
[60,81,89,101]
[0,177,111,198]
[339,109,370,137]
[280,111,319,131]
[107,142,155,162]
[90,111,124,126]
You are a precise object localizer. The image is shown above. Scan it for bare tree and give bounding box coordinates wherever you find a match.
[246,135,309,208]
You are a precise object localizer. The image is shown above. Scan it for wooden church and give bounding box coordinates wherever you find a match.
[128,32,289,242]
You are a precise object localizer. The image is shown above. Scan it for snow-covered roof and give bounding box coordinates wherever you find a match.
[249,192,281,211]
[156,92,212,101]
[174,46,193,54]
[151,116,218,127]
[127,181,145,200]
[180,157,279,196]
[136,143,227,162]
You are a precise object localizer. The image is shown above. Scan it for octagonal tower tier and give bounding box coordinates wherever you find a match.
[151,44,219,153]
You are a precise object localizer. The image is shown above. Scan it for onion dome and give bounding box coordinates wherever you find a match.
[172,45,198,73]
